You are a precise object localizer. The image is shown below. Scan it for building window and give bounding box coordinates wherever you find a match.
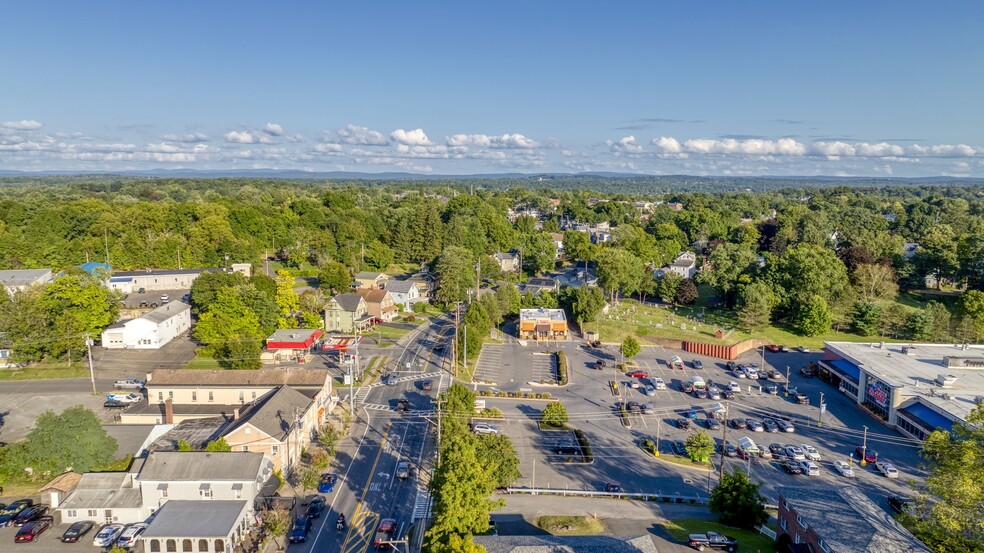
[183,539,193,552]
[796,515,808,530]
[67,510,77,517]
[208,391,214,402]
[241,446,249,452]
[87,509,97,517]
[214,539,224,552]
[795,534,800,544]
[191,391,197,402]
[169,391,174,400]
[161,487,168,498]
[782,499,788,510]
[158,391,163,402]
[819,538,831,552]
[780,517,787,531]
[235,488,242,499]
[252,391,257,400]
[202,488,213,498]
[271,445,279,455]
[239,391,244,403]
[166,539,177,552]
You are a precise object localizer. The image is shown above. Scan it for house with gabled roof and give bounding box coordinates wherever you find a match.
[353,271,390,290]
[101,301,192,349]
[383,279,423,309]
[221,386,318,471]
[325,293,373,333]
[0,268,52,294]
[356,288,397,322]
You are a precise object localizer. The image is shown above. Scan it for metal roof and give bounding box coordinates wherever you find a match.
[149,367,328,387]
[141,500,249,538]
[473,535,658,553]
[141,301,191,324]
[139,451,268,482]
[226,386,313,441]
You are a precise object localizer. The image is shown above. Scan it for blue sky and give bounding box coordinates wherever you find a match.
[2,1,983,176]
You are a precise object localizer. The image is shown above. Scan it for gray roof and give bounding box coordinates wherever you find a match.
[149,367,328,388]
[330,293,365,312]
[142,500,249,538]
[383,280,420,294]
[142,301,190,324]
[58,472,141,511]
[473,535,658,553]
[146,418,228,453]
[354,271,387,280]
[779,486,933,553]
[102,424,157,458]
[266,328,322,343]
[227,386,313,441]
[0,269,51,287]
[113,268,213,277]
[139,451,268,482]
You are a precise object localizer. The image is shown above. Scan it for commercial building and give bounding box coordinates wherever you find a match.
[108,264,251,294]
[518,308,569,341]
[262,328,323,364]
[101,301,192,349]
[776,486,931,552]
[821,341,984,440]
[0,268,52,293]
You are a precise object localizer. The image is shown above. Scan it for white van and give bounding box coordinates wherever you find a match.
[690,375,706,390]
[737,436,760,459]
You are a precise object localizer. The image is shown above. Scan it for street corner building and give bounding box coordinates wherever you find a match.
[518,308,569,341]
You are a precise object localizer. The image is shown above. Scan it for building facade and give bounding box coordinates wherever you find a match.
[383,280,422,309]
[356,289,397,322]
[101,301,192,349]
[518,308,570,341]
[353,271,390,290]
[0,269,52,294]
[324,293,373,333]
[262,328,323,364]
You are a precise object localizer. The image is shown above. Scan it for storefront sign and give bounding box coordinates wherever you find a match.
[867,380,890,408]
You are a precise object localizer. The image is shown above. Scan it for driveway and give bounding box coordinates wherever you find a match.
[91,334,198,378]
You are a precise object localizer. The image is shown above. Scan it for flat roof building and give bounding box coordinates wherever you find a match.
[518,308,569,341]
[821,341,984,440]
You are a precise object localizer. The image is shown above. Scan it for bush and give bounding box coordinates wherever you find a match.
[541,392,552,400]
[574,429,592,462]
[641,439,657,456]
[405,314,416,323]
[310,450,330,470]
[556,351,568,385]
[412,302,428,313]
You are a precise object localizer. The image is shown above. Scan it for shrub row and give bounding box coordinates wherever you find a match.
[476,390,552,399]
[477,408,505,419]
[555,351,569,385]
[573,429,593,463]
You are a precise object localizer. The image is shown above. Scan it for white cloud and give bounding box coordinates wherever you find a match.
[446,133,538,149]
[0,120,43,130]
[263,123,285,136]
[161,133,208,143]
[681,137,807,156]
[608,136,645,155]
[390,128,432,146]
[321,124,388,146]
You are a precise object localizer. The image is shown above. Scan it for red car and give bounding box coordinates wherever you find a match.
[627,370,648,378]
[374,518,396,548]
[856,445,878,464]
[766,345,781,353]
[15,516,53,542]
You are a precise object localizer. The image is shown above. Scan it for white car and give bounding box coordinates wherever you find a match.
[93,524,125,547]
[728,381,741,392]
[833,460,855,477]
[745,369,759,379]
[117,523,148,548]
[784,445,806,460]
[800,444,822,462]
[113,378,145,389]
[629,380,640,389]
[799,460,821,476]
[106,393,141,404]
[876,462,900,478]
[734,369,747,379]
[472,423,498,435]
[652,377,666,390]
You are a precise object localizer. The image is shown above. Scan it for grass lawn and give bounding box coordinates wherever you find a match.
[370,324,415,344]
[537,515,605,536]
[584,298,915,350]
[664,518,775,552]
[0,362,88,381]
[185,351,224,370]
[0,480,43,497]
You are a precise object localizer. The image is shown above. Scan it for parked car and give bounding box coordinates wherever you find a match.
[784,445,806,460]
[691,360,703,369]
[672,440,688,456]
[113,378,145,389]
[116,523,148,548]
[722,442,738,457]
[856,445,878,464]
[800,444,822,461]
[103,399,131,409]
[726,361,737,370]
[641,403,655,414]
[799,460,821,476]
[765,385,779,395]
[13,504,48,526]
[727,381,741,392]
[93,524,125,547]
[555,441,580,455]
[680,381,695,393]
[799,366,815,378]
[707,387,722,400]
[768,370,783,380]
[747,419,764,432]
[396,461,411,480]
[395,399,411,413]
[796,346,811,353]
[472,423,499,435]
[875,462,900,478]
[643,385,656,396]
[705,417,721,431]
[627,370,649,378]
[306,496,326,518]
[288,516,312,543]
[106,393,141,404]
[766,345,781,353]
[889,495,913,514]
[605,482,622,494]
[833,460,855,477]
[652,377,666,390]
[729,418,747,430]
[420,380,433,391]
[318,473,338,493]
[762,418,779,433]
[721,389,736,400]
[794,393,810,405]
[782,460,804,475]
[694,388,709,399]
[777,419,795,433]
[677,418,692,430]
[768,443,787,457]
[61,520,96,543]
[687,408,700,419]
[14,517,53,543]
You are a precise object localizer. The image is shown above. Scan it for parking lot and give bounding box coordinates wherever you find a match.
[0,518,138,553]
[474,341,925,509]
[119,288,190,309]
[473,345,556,388]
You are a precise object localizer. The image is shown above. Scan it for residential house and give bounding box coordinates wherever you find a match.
[518,308,569,341]
[356,288,397,322]
[406,272,437,299]
[324,293,374,333]
[222,386,318,471]
[101,301,192,349]
[141,500,252,553]
[353,271,390,290]
[262,328,323,364]
[383,279,423,310]
[549,233,565,259]
[493,252,521,273]
[519,277,559,297]
[776,486,932,552]
[590,229,612,244]
[121,367,333,425]
[0,269,52,294]
[658,251,697,280]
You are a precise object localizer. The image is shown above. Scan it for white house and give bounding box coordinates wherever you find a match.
[102,301,192,349]
[383,279,423,309]
[660,251,697,280]
[0,269,52,294]
[141,500,252,553]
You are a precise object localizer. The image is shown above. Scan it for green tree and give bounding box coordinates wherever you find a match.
[769,243,850,309]
[204,437,231,452]
[684,429,715,463]
[274,269,300,328]
[795,295,832,336]
[260,508,292,549]
[736,281,775,331]
[853,263,899,302]
[318,260,351,294]
[176,439,192,452]
[563,230,595,281]
[709,469,768,530]
[906,309,934,341]
[675,278,698,305]
[959,290,984,340]
[698,243,758,305]
[520,232,557,275]
[17,406,117,475]
[851,301,883,336]
[299,464,322,494]
[476,434,521,488]
[38,272,120,361]
[596,248,645,303]
[566,286,606,327]
[913,224,960,290]
[621,335,641,359]
[435,246,474,305]
[541,401,569,428]
[427,434,502,541]
[317,424,341,456]
[495,285,521,316]
[925,301,953,342]
[427,533,488,553]
[194,287,264,369]
[917,404,984,548]
[189,271,248,314]
[656,273,683,304]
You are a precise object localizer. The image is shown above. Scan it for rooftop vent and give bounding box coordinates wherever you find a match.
[935,374,958,388]
[901,346,918,356]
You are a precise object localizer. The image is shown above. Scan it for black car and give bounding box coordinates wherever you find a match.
[104,399,130,409]
[305,497,325,519]
[677,417,691,429]
[555,441,579,455]
[722,442,738,457]
[888,495,913,514]
[13,504,48,526]
[420,380,433,391]
[672,440,688,456]
[680,382,695,393]
[769,443,787,457]
[627,401,642,413]
[288,516,312,543]
[729,418,747,429]
[762,418,780,432]
[395,399,411,413]
[705,417,722,430]
[0,499,33,527]
[782,460,804,475]
[61,520,96,543]
[722,390,736,400]
[694,389,709,399]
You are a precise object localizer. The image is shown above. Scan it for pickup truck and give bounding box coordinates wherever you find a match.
[113,379,145,389]
[688,531,738,551]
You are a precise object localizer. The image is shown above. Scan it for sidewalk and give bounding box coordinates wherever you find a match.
[493,493,716,523]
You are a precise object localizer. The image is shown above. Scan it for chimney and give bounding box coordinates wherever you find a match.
[233,408,240,421]
[164,398,174,424]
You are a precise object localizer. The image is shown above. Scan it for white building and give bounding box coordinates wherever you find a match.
[141,500,252,553]
[102,301,192,349]
[0,269,52,294]
[108,264,251,294]
[384,279,424,309]
[659,251,697,280]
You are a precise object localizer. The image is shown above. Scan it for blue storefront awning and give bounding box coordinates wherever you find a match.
[900,402,955,433]
[828,359,861,383]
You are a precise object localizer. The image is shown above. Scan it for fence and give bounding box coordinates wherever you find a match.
[502,487,708,505]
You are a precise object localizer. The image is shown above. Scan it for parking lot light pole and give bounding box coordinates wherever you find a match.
[784,365,791,397]
[818,392,825,427]
[861,426,869,467]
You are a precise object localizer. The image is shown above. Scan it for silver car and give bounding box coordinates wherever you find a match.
[93,524,125,547]
[117,523,148,548]
[472,423,498,435]
[784,445,806,460]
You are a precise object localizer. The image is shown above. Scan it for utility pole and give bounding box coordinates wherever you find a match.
[719,402,728,482]
[452,303,461,379]
[654,418,660,457]
[475,259,481,301]
[785,365,791,396]
[85,334,96,394]
[436,396,443,468]
[861,425,869,467]
[818,392,825,427]
[463,324,468,383]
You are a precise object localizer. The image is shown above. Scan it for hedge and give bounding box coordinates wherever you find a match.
[555,351,568,385]
[574,429,593,463]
